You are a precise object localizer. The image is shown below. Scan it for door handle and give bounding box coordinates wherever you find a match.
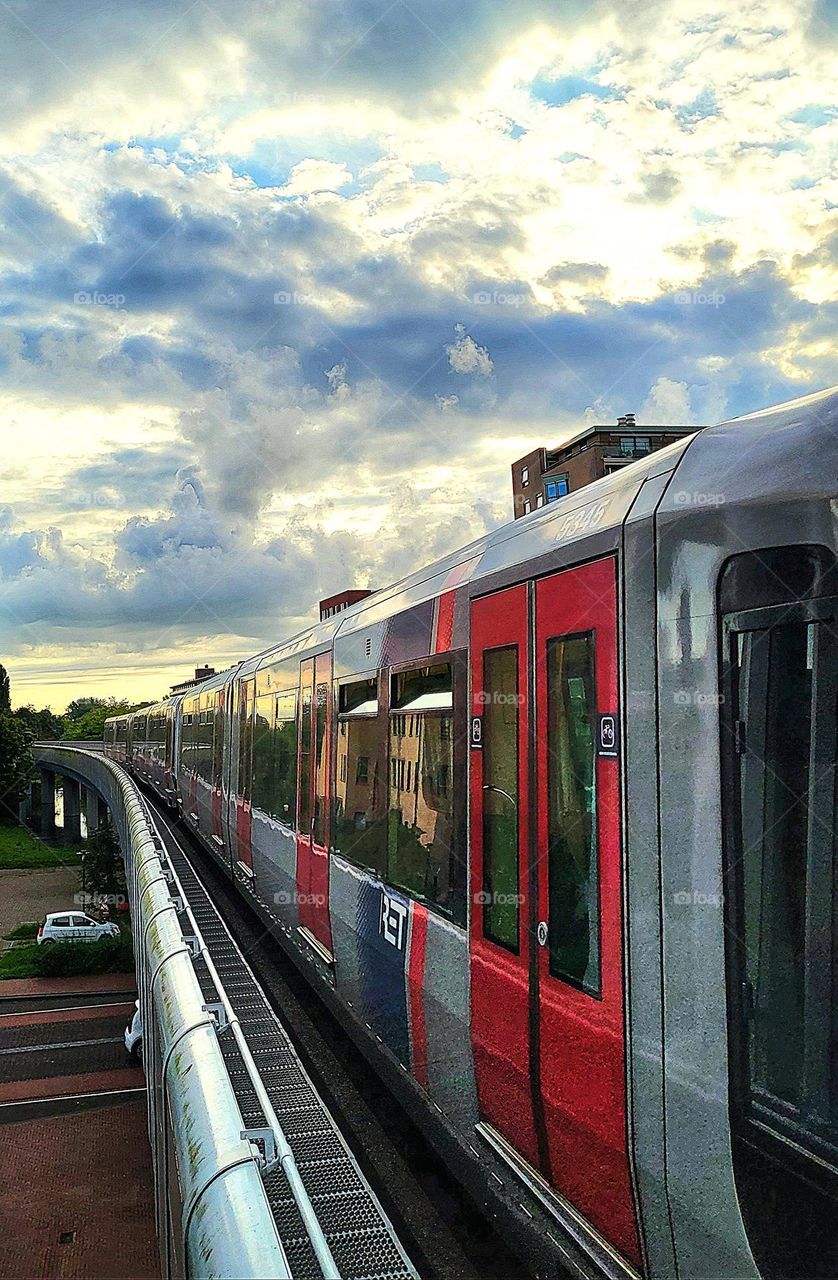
[482,784,517,809]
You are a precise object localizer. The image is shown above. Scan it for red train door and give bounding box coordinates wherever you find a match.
[470,559,640,1267]
[296,653,333,958]
[469,584,539,1166]
[534,557,639,1265]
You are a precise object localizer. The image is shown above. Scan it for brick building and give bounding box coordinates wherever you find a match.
[511,414,695,518]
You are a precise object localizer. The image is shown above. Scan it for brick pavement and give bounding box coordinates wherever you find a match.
[0,867,80,941]
[0,1100,159,1279]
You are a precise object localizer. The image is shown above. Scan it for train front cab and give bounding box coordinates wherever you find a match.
[650,392,838,1280]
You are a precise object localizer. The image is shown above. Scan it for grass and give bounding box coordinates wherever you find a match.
[0,944,38,980]
[0,824,84,870]
[3,921,39,940]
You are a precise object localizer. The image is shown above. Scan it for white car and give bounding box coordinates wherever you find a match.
[124,1000,143,1062]
[37,911,120,945]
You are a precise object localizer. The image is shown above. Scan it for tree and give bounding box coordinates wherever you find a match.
[0,665,10,714]
[0,713,35,824]
[62,697,153,741]
[80,818,126,908]
[13,705,65,741]
[64,696,110,724]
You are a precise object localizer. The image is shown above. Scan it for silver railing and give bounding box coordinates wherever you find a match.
[34,746,292,1280]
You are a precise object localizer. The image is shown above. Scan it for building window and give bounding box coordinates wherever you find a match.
[619,436,634,454]
[521,465,529,486]
[636,436,651,453]
[536,493,544,508]
[545,474,569,502]
[523,499,531,514]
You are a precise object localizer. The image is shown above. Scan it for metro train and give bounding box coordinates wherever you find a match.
[106,386,838,1280]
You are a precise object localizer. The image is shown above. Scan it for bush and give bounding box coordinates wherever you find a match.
[0,944,38,980]
[4,921,39,940]
[33,929,134,978]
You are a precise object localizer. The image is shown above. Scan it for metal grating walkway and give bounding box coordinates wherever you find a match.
[147,804,417,1280]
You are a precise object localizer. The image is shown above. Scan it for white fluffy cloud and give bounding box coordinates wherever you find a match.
[1,0,836,707]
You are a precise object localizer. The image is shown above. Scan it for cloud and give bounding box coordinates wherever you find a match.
[2,0,837,705]
[639,376,694,424]
[446,324,494,376]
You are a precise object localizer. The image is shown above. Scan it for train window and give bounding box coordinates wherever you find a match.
[252,694,274,813]
[481,646,519,951]
[334,678,387,875]
[313,676,329,846]
[730,620,837,1157]
[339,677,377,716]
[388,662,457,914]
[298,669,313,833]
[721,546,838,1277]
[252,690,298,823]
[237,680,254,802]
[546,632,600,995]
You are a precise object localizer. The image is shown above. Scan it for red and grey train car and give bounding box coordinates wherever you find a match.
[107,387,838,1280]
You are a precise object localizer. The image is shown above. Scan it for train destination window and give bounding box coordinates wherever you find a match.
[388,662,456,914]
[334,677,387,876]
[546,632,600,995]
[481,646,519,951]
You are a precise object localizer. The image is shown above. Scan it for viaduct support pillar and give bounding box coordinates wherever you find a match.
[63,777,82,844]
[83,785,101,839]
[39,770,57,842]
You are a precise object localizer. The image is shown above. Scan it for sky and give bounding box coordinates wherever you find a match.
[1,0,837,710]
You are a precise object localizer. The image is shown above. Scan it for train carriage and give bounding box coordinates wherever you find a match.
[106,386,838,1280]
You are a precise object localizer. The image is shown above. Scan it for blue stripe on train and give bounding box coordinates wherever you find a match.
[356,877,410,1067]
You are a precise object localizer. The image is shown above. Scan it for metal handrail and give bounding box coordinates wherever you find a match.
[145,803,341,1280]
[32,745,292,1280]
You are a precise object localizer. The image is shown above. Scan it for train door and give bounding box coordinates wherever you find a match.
[470,584,539,1166]
[235,676,254,872]
[296,653,334,958]
[533,557,639,1265]
[470,559,640,1266]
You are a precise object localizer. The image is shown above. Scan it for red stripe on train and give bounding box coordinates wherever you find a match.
[434,590,455,653]
[408,903,429,1089]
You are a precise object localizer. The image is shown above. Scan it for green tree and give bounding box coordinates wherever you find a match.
[0,665,10,713]
[0,714,35,824]
[64,696,110,724]
[14,705,65,741]
[80,818,126,907]
[62,697,152,741]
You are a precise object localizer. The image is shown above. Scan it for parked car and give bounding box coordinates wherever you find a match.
[37,912,120,945]
[124,1000,143,1062]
